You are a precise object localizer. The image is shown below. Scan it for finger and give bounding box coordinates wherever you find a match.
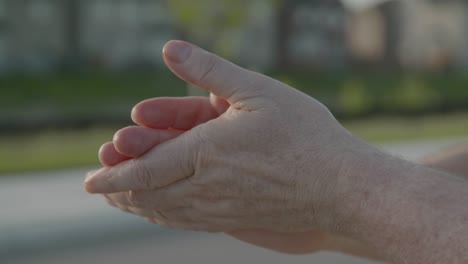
[159,209,225,233]
[131,97,226,130]
[107,194,227,232]
[127,207,155,218]
[124,207,177,222]
[146,218,159,224]
[85,132,197,194]
[163,40,274,105]
[121,206,155,218]
[106,179,195,210]
[210,93,230,115]
[104,194,156,218]
[109,203,225,233]
[99,142,131,167]
[113,126,184,158]
[103,194,118,207]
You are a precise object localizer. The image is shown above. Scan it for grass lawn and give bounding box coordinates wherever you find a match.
[0,128,115,174]
[342,112,468,142]
[0,112,467,175]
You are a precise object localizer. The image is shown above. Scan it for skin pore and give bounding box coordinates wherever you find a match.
[86,41,468,263]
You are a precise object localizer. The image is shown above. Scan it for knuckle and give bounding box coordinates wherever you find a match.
[198,54,219,84]
[128,190,146,207]
[131,160,154,189]
[189,130,214,171]
[113,127,126,142]
[177,131,205,177]
[186,175,204,189]
[113,127,135,153]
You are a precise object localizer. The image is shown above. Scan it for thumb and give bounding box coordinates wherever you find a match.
[85,133,196,194]
[163,40,273,104]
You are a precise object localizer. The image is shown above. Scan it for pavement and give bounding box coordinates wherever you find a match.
[1,137,467,264]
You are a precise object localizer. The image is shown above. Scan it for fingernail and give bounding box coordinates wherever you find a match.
[84,168,105,183]
[85,170,98,183]
[163,41,192,64]
[84,168,111,193]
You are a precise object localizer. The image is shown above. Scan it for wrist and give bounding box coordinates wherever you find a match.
[303,131,384,232]
[328,152,468,262]
[310,135,468,262]
[315,136,415,235]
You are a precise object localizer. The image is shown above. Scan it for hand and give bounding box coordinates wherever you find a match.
[99,95,349,254]
[98,98,382,258]
[98,95,334,254]
[85,40,367,234]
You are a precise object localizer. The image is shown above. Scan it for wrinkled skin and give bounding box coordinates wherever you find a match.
[98,94,361,255]
[85,40,373,255]
[86,41,468,263]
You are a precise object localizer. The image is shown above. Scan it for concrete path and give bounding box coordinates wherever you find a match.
[1,137,467,264]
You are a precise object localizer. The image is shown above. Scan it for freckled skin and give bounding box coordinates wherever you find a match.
[86,41,468,263]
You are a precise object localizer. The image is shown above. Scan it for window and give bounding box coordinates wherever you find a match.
[0,0,5,19]
[0,0,6,34]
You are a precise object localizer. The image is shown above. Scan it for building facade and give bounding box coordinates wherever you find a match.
[0,0,175,72]
[346,0,468,70]
[0,0,466,72]
[397,0,468,70]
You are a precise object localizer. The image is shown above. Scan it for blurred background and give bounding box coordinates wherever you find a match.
[0,0,467,263]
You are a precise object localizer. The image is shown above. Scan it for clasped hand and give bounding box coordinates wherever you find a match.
[85,40,369,253]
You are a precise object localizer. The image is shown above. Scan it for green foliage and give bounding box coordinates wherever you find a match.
[0,70,186,128]
[338,79,372,117]
[393,77,441,113]
[1,69,468,173]
[168,0,248,28]
[1,71,467,131]
[269,71,468,118]
[167,0,249,58]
